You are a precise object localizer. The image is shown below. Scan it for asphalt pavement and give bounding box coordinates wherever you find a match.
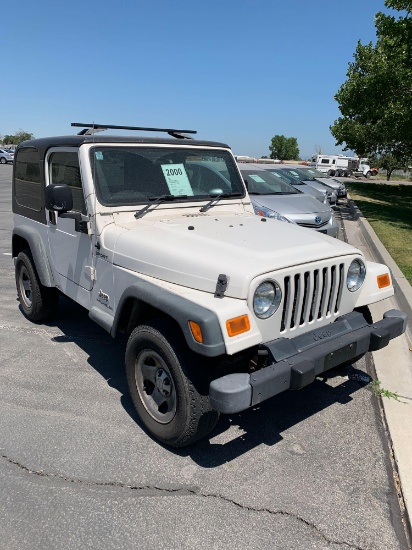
[0,163,410,549]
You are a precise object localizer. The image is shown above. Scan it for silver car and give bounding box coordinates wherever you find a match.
[286,165,347,199]
[238,164,339,237]
[0,149,14,164]
[257,164,335,205]
[280,165,341,203]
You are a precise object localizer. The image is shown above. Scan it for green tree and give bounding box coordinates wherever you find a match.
[269,135,300,160]
[330,0,412,178]
[3,130,34,145]
[377,153,410,180]
[3,135,15,145]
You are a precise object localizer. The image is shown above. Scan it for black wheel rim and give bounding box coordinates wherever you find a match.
[135,350,177,424]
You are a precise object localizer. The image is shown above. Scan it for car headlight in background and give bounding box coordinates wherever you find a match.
[253,204,292,223]
[347,259,366,292]
[253,281,282,319]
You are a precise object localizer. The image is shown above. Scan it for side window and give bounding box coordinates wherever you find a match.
[15,147,42,211]
[49,151,86,214]
[321,158,329,164]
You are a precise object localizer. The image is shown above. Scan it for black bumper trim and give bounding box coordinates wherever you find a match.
[209,309,407,414]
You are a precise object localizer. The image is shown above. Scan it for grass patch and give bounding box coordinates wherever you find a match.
[345,182,412,285]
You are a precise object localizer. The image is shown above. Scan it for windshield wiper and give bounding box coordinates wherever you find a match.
[135,195,187,218]
[199,192,242,212]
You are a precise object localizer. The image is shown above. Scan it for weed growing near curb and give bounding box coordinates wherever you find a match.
[368,380,405,402]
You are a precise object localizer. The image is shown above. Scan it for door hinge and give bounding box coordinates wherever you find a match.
[85,266,96,282]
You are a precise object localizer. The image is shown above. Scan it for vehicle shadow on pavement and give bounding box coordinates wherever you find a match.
[178,368,372,467]
[46,297,372,466]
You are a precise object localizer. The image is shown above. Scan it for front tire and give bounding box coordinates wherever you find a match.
[0,157,6,164]
[15,250,59,322]
[125,319,219,447]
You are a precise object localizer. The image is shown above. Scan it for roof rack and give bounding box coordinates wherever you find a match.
[71,122,197,139]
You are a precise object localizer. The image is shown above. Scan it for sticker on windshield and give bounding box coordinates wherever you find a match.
[161,164,194,196]
[249,174,266,183]
[95,151,103,160]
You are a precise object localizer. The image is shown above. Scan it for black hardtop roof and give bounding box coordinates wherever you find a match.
[16,135,231,158]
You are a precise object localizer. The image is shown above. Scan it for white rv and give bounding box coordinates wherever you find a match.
[311,155,350,177]
[311,155,376,178]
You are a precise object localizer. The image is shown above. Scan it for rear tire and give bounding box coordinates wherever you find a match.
[125,319,219,447]
[15,250,59,322]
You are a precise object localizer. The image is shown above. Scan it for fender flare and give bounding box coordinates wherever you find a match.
[112,281,227,357]
[12,226,55,287]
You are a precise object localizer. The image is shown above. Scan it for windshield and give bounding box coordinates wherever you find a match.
[90,146,245,206]
[240,169,300,195]
[284,167,326,181]
[265,167,306,185]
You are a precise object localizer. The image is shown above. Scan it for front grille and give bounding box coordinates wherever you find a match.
[280,263,344,332]
[298,220,329,229]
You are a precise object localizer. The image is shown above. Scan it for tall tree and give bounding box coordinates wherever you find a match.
[269,135,300,160]
[330,0,412,173]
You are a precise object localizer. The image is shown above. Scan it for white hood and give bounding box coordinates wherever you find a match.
[111,213,359,299]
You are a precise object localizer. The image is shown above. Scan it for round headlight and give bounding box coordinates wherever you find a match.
[347,259,366,292]
[253,281,282,319]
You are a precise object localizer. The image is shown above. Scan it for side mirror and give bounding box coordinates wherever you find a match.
[45,184,73,213]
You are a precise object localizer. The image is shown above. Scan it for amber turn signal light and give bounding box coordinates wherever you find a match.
[189,321,203,343]
[377,273,391,289]
[226,315,250,337]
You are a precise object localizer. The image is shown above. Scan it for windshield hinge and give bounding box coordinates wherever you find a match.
[215,274,228,298]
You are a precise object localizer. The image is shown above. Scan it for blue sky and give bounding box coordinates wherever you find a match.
[1,0,388,159]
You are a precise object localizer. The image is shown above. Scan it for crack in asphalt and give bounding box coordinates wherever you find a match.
[1,453,364,549]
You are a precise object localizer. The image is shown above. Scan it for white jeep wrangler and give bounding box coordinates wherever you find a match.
[12,123,407,447]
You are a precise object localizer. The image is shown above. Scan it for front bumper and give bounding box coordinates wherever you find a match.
[209,309,407,414]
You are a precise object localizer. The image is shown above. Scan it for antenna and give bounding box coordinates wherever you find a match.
[71,123,197,139]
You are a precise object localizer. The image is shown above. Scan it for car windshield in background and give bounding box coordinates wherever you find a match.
[287,167,324,181]
[241,170,300,195]
[90,147,245,206]
[266,168,306,185]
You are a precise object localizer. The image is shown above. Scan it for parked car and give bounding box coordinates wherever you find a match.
[0,148,14,164]
[257,165,331,205]
[286,166,347,199]
[238,164,338,237]
[277,165,338,205]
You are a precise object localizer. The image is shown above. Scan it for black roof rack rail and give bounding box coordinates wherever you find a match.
[71,122,197,139]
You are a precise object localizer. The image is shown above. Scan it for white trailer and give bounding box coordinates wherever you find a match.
[311,155,350,177]
[311,155,377,178]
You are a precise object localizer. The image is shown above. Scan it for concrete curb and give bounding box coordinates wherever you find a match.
[347,197,412,343]
[346,196,412,543]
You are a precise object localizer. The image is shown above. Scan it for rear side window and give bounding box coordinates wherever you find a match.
[49,151,86,214]
[15,147,42,211]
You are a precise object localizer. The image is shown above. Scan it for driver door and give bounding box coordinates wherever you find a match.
[46,149,94,292]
